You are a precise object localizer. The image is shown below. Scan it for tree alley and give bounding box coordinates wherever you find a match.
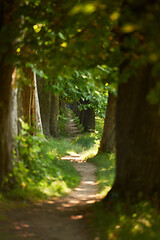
[0,0,160,203]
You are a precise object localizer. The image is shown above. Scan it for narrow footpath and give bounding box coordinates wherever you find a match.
[0,111,100,240]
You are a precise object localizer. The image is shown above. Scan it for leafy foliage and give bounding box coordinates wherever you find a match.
[4,115,104,201]
[88,201,160,240]
[88,153,116,197]
[88,151,160,240]
[6,119,80,200]
[57,70,109,117]
[2,0,160,96]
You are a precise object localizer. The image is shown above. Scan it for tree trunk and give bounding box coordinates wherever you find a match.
[11,69,18,139]
[37,76,51,137]
[106,66,160,201]
[50,93,60,138]
[70,102,79,116]
[99,92,116,153]
[59,98,66,114]
[79,109,85,128]
[70,101,95,132]
[20,67,37,130]
[10,68,19,162]
[33,72,43,133]
[83,107,95,132]
[0,0,16,186]
[78,100,95,132]
[0,63,14,186]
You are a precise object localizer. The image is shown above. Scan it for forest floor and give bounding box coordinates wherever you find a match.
[0,154,100,240]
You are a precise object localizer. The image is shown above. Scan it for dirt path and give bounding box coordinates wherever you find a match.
[0,154,100,240]
[65,110,81,138]
[0,111,100,240]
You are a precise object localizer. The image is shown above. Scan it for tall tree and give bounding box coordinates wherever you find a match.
[20,67,38,129]
[105,0,160,201]
[107,67,160,201]
[99,92,116,153]
[0,0,17,186]
[11,69,18,139]
[79,100,95,132]
[37,76,51,137]
[50,92,60,138]
[34,72,43,133]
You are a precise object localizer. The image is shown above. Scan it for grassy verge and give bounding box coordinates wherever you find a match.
[87,152,160,240]
[88,200,160,240]
[1,123,82,202]
[73,116,105,160]
[1,116,104,202]
[88,153,116,197]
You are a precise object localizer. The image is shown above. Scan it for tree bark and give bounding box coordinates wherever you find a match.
[50,93,60,138]
[0,0,16,186]
[106,66,160,201]
[11,68,18,139]
[10,68,19,163]
[78,100,95,132]
[0,62,14,186]
[70,102,79,116]
[59,98,66,114]
[37,76,51,137]
[18,67,38,131]
[99,92,116,153]
[33,72,43,133]
[83,107,95,132]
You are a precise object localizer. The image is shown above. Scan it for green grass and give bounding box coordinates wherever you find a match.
[1,115,104,202]
[95,116,105,137]
[5,154,80,202]
[87,149,160,240]
[73,116,105,160]
[88,152,116,197]
[88,200,160,240]
[3,127,82,202]
[42,137,84,158]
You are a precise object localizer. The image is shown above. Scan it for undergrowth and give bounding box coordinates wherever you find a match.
[88,153,116,197]
[88,200,160,240]
[2,115,104,202]
[3,119,80,202]
[73,116,104,160]
[59,108,83,137]
[87,144,160,240]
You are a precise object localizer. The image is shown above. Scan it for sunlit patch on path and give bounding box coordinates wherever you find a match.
[0,154,100,240]
[0,111,100,240]
[56,154,99,209]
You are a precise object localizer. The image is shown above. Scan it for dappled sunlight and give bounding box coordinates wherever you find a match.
[75,187,86,191]
[88,152,116,197]
[70,214,84,220]
[12,222,36,239]
[2,0,159,239]
[82,180,98,186]
[61,154,84,163]
[86,199,97,204]
[100,167,107,172]
[1,113,104,239]
[99,186,111,197]
[81,147,98,161]
[89,201,160,240]
[41,200,56,205]
[66,151,81,156]
[14,222,30,230]
[53,159,100,210]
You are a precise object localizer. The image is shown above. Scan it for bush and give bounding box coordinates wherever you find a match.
[5,119,80,201]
